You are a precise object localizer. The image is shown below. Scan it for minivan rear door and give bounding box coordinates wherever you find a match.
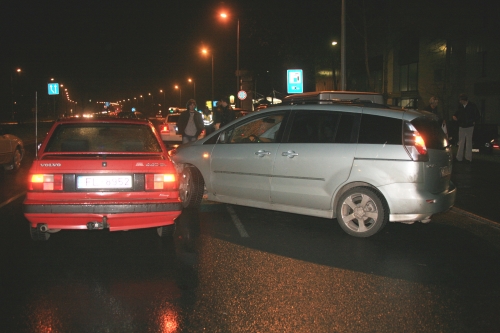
[410,116,453,194]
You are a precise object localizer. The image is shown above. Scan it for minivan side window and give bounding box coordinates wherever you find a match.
[287,110,340,143]
[287,110,357,144]
[224,113,286,144]
[358,114,402,144]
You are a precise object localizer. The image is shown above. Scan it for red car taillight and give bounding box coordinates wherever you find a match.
[404,122,428,162]
[145,173,177,190]
[161,125,170,134]
[29,174,63,191]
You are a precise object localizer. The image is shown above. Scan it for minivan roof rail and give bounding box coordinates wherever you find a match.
[282,91,387,107]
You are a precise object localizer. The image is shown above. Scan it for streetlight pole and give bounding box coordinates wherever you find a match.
[236,18,240,107]
[202,48,214,106]
[159,90,165,113]
[188,78,196,100]
[175,85,181,106]
[10,68,21,120]
[341,0,346,90]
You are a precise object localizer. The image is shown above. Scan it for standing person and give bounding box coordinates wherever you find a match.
[424,96,439,115]
[212,101,222,130]
[176,99,204,144]
[202,106,214,135]
[219,97,235,128]
[453,94,480,162]
[424,96,447,136]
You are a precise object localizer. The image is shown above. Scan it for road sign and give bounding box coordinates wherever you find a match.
[287,69,303,94]
[237,90,247,100]
[48,83,59,95]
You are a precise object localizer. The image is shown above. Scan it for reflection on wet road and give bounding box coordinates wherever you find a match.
[2,198,500,332]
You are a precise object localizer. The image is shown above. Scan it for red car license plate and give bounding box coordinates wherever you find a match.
[76,175,132,189]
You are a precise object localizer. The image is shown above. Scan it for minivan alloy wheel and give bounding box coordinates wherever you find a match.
[337,187,388,237]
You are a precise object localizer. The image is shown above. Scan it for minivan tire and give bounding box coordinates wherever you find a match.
[336,187,388,237]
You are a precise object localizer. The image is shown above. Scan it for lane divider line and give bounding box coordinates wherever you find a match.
[0,191,26,210]
[226,205,249,237]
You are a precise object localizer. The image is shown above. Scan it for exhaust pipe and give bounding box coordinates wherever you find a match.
[38,224,48,232]
[87,222,102,230]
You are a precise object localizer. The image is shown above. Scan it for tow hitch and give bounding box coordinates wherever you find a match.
[87,216,109,230]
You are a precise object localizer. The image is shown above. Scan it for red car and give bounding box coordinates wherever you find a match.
[23,117,182,241]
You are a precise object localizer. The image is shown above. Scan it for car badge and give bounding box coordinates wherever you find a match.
[102,162,107,167]
[136,162,144,166]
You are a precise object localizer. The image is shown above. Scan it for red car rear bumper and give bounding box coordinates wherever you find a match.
[23,201,182,231]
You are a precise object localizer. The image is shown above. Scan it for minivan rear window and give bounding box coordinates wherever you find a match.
[358,114,401,145]
[410,116,448,149]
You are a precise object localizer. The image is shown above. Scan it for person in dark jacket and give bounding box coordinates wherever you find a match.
[423,96,439,115]
[453,93,480,162]
[176,99,205,144]
[424,96,447,137]
[218,97,235,128]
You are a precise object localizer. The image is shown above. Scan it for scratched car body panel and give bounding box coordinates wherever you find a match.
[23,117,182,241]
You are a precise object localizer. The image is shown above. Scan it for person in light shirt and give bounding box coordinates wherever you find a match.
[176,99,204,144]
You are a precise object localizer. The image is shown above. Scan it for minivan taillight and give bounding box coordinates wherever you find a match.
[404,122,428,162]
[29,174,63,191]
[145,173,177,190]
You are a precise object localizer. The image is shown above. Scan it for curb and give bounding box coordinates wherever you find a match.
[451,206,500,229]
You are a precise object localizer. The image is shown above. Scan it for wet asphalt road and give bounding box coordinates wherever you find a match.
[2,197,500,332]
[1,130,500,332]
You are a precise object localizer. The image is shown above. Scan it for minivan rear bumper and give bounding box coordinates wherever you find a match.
[379,181,457,223]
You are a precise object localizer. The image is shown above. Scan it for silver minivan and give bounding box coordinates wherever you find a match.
[170,91,456,237]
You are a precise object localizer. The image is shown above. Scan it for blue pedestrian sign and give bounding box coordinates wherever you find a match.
[48,83,60,95]
[287,69,303,94]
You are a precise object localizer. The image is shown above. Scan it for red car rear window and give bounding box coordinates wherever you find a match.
[45,123,163,153]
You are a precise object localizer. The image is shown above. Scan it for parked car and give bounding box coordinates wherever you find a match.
[169,91,456,238]
[160,112,205,143]
[117,111,147,119]
[0,128,24,172]
[23,117,182,241]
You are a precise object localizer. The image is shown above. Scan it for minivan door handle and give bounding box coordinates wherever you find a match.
[282,150,299,158]
[255,150,271,157]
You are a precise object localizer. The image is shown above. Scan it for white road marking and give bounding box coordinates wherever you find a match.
[226,205,249,237]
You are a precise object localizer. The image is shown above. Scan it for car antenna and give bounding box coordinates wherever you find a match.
[35,91,38,158]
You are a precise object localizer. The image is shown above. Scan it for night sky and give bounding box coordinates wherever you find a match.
[1,0,342,108]
[3,0,497,113]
